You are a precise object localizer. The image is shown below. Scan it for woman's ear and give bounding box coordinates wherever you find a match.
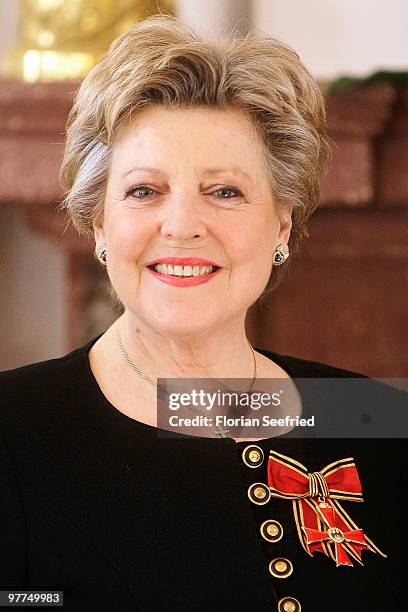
[277,203,293,245]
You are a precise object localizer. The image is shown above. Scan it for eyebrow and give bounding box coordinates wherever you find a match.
[121,166,252,182]
[121,167,163,179]
[203,167,252,182]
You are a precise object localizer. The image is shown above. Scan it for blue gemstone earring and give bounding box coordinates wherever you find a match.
[273,244,289,266]
[96,246,107,265]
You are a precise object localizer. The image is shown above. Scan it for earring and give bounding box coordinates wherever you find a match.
[273,243,289,266]
[96,245,107,265]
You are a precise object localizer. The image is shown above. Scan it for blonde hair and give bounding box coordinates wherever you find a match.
[59,14,331,296]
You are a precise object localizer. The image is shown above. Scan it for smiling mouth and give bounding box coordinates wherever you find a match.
[147,263,221,277]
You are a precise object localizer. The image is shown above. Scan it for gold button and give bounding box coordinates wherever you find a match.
[247,482,271,505]
[276,561,288,572]
[269,557,293,579]
[260,519,283,543]
[242,444,264,468]
[278,596,301,612]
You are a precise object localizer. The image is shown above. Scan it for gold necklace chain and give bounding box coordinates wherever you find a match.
[116,327,258,438]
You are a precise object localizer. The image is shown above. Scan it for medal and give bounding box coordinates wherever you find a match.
[267,450,386,566]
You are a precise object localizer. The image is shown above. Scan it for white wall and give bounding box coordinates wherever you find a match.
[176,0,249,35]
[3,1,407,81]
[0,208,67,370]
[251,0,408,79]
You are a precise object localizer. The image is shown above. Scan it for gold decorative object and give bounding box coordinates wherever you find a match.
[3,0,174,83]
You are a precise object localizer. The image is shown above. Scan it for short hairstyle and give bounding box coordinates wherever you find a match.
[59,13,331,298]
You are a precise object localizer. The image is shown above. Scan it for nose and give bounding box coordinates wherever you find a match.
[159,193,208,241]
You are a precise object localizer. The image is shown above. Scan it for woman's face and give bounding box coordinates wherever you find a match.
[94,106,292,337]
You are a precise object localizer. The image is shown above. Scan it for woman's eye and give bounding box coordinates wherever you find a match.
[213,187,242,199]
[126,185,156,199]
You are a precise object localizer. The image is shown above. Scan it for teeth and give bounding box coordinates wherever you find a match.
[153,264,215,276]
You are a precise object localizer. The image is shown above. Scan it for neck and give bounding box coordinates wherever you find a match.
[115,310,255,381]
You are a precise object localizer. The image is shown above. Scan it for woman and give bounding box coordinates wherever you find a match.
[1,15,406,612]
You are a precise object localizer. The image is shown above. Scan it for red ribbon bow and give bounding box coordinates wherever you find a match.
[267,450,363,502]
[266,450,386,566]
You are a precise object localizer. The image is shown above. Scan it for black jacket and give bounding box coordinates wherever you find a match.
[0,334,406,611]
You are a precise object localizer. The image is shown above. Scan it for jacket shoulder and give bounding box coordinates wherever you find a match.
[0,342,91,426]
[0,343,85,388]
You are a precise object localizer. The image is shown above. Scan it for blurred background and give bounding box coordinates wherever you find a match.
[0,0,407,376]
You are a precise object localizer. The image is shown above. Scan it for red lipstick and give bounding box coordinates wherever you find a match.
[145,257,223,287]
